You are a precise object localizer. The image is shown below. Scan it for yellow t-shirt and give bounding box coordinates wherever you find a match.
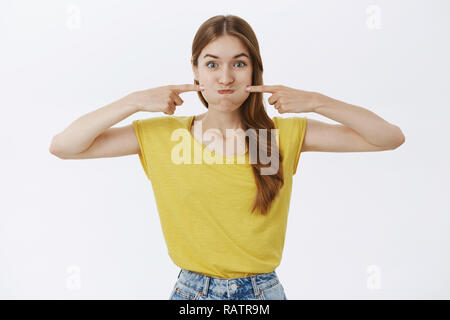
[132,115,307,279]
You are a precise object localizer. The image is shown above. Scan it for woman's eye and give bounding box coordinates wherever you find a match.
[206,61,247,68]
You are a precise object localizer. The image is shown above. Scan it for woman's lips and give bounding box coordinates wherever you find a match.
[218,89,235,94]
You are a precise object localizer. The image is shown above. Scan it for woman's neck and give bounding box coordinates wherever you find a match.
[194,110,245,138]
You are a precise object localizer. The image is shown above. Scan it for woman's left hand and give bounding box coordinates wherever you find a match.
[246,84,320,114]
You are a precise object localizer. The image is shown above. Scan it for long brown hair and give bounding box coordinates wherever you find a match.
[191,15,284,216]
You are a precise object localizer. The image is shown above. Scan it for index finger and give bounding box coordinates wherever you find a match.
[170,84,204,93]
[246,85,279,93]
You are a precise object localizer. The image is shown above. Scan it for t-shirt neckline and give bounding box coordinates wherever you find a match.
[187,115,249,160]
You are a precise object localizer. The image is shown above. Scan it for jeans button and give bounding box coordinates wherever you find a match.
[230,283,238,290]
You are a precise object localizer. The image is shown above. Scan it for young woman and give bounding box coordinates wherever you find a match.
[49,15,405,300]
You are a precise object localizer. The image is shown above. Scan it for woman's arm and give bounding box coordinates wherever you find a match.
[49,93,139,156]
[246,85,405,152]
[49,84,203,158]
[312,93,405,149]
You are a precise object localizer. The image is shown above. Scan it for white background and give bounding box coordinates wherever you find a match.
[1,0,449,299]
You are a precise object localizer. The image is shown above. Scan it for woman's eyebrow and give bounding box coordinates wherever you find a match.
[203,53,249,59]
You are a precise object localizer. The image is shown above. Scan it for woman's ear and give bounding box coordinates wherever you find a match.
[191,58,199,81]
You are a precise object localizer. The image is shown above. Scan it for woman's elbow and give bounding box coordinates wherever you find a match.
[49,135,67,159]
[392,126,406,149]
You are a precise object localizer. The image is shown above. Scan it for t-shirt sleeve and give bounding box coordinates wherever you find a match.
[133,119,150,179]
[274,116,308,176]
[132,117,164,181]
[291,117,307,176]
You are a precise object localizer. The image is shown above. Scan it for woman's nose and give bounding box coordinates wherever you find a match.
[218,66,234,84]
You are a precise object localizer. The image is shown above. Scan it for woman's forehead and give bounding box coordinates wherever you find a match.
[200,36,249,59]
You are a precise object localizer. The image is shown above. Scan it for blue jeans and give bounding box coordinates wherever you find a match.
[169,269,287,300]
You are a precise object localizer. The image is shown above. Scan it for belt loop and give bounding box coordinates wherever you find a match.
[177,269,182,279]
[251,275,261,298]
[200,275,210,297]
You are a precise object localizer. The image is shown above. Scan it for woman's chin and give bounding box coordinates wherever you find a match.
[212,104,241,112]
[207,98,244,110]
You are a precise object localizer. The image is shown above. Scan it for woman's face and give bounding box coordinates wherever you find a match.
[192,35,253,112]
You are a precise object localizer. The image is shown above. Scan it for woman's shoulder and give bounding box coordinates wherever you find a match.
[272,116,307,130]
[134,115,190,128]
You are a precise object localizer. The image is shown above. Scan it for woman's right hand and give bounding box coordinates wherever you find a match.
[126,84,204,115]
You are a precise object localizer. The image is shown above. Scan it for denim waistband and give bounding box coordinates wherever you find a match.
[176,269,280,299]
